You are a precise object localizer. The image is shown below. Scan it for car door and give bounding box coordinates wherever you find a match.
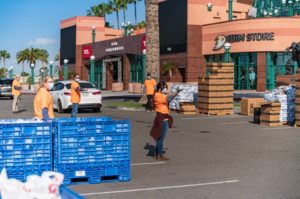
[50,83,59,109]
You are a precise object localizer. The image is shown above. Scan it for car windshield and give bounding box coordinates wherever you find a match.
[65,82,95,90]
[0,79,13,85]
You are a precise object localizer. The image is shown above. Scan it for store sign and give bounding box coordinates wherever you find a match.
[213,32,275,51]
[82,46,92,59]
[105,41,124,53]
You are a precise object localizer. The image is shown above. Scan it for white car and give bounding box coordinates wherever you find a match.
[50,80,102,113]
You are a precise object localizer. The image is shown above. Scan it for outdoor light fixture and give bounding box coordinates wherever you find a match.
[263,10,268,16]
[274,8,279,15]
[282,0,287,4]
[90,55,95,83]
[288,0,293,4]
[63,59,69,80]
[30,63,35,87]
[122,22,133,36]
[224,42,232,63]
[30,63,35,68]
[224,42,231,50]
[207,2,213,11]
[92,26,96,30]
[63,59,69,64]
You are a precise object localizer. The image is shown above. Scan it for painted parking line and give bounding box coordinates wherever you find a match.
[182,115,242,120]
[131,162,165,166]
[218,122,249,125]
[261,127,295,131]
[81,180,239,196]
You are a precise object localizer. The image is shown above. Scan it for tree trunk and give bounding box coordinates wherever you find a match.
[145,0,160,82]
[134,1,137,25]
[3,58,6,78]
[22,63,25,83]
[123,9,126,22]
[116,11,120,29]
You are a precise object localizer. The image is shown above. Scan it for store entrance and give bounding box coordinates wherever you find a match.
[232,53,257,90]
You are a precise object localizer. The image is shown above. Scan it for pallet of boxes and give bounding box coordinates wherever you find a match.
[180,102,197,115]
[198,63,234,115]
[260,102,281,126]
[295,68,300,126]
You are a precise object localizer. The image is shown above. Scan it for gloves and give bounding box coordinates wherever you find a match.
[42,108,49,121]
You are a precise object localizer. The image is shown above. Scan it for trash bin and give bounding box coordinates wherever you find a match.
[253,107,261,124]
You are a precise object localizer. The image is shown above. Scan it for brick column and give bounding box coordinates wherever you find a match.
[123,55,130,90]
[106,62,113,90]
[257,52,266,92]
[187,25,203,82]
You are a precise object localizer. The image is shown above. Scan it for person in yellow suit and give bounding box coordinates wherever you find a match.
[12,74,22,114]
[34,77,55,120]
[71,74,84,118]
[144,73,156,111]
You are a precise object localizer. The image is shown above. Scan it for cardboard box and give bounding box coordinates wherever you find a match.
[240,98,265,116]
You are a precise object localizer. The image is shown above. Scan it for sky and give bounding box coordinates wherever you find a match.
[0,0,145,75]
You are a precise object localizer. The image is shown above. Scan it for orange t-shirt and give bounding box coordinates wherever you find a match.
[12,80,21,96]
[154,92,169,114]
[144,79,156,95]
[71,81,81,103]
[34,88,54,119]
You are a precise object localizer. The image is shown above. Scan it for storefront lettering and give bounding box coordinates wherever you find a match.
[225,32,274,43]
[214,32,275,50]
[105,46,124,52]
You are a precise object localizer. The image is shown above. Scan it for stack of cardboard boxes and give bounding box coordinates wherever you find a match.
[198,63,234,115]
[180,102,197,115]
[240,98,265,116]
[260,102,281,126]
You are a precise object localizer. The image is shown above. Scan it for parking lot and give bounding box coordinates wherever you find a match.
[1,95,300,199]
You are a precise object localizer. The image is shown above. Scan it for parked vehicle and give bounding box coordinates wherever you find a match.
[50,80,102,113]
[0,78,13,99]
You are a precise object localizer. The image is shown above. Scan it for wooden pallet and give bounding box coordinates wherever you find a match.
[260,114,280,121]
[198,103,233,109]
[199,109,233,115]
[260,121,282,127]
[180,111,197,115]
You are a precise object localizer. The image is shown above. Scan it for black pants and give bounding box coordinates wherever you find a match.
[146,95,154,111]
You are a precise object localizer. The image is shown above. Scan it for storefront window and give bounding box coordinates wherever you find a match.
[130,55,145,83]
[266,52,297,90]
[205,53,257,90]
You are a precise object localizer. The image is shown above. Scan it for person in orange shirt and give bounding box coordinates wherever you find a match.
[12,74,22,114]
[34,77,55,120]
[143,73,156,111]
[70,74,84,118]
[150,82,182,161]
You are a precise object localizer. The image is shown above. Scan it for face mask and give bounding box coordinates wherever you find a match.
[75,78,80,82]
[48,82,54,90]
[162,88,167,94]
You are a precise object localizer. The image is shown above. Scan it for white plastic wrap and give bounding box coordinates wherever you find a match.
[0,169,64,199]
[169,83,198,110]
[264,85,296,123]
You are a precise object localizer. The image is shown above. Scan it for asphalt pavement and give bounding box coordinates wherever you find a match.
[1,95,300,199]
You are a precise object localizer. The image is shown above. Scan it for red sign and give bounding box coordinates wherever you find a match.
[142,36,146,50]
[82,46,93,59]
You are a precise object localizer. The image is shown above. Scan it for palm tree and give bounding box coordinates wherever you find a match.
[98,3,113,21]
[120,0,128,23]
[145,0,160,81]
[0,50,11,77]
[87,5,101,17]
[109,0,123,29]
[37,49,49,67]
[128,0,142,25]
[16,50,28,82]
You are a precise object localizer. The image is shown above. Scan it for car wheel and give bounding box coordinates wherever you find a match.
[93,108,101,113]
[10,96,13,100]
[58,100,64,113]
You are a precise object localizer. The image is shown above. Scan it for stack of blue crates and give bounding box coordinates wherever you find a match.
[53,117,131,185]
[0,119,52,181]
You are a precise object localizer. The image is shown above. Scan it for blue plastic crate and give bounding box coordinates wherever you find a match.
[0,120,52,181]
[0,185,84,199]
[53,117,131,185]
